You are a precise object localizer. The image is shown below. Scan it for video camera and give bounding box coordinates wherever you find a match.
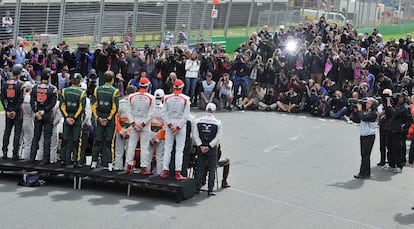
[106,41,119,56]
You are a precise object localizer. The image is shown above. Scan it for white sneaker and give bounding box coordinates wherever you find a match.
[393,168,402,173]
[90,161,97,169]
[344,115,353,124]
[107,163,113,172]
[382,165,393,171]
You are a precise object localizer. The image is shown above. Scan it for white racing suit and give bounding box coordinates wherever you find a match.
[126,90,154,171]
[162,92,190,172]
[21,93,34,159]
[114,96,130,170]
[148,99,165,174]
[38,101,62,163]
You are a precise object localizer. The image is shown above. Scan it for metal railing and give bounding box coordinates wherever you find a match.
[0,0,412,48]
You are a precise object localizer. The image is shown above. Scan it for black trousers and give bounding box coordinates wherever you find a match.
[195,146,217,192]
[2,116,23,157]
[359,135,375,176]
[379,126,387,164]
[386,132,404,169]
[30,115,53,162]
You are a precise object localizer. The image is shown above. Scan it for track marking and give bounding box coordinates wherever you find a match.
[231,188,383,229]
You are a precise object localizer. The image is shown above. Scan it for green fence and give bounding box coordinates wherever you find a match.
[357,24,414,37]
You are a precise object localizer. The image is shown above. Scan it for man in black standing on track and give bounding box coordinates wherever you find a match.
[1,64,25,160]
[29,68,58,164]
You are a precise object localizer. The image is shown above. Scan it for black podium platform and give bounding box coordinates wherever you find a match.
[0,159,195,203]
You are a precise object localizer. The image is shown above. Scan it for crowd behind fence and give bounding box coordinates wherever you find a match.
[0,0,413,49]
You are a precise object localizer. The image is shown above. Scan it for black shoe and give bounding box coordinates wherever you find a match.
[221,180,231,188]
[12,156,19,161]
[194,189,200,195]
[41,160,50,165]
[73,162,83,168]
[60,161,66,166]
[377,162,385,166]
[353,174,369,179]
[2,152,8,160]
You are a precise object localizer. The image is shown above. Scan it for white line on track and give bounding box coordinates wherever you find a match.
[231,188,384,229]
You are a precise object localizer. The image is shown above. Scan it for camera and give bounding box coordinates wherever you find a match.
[106,41,119,56]
[348,98,367,105]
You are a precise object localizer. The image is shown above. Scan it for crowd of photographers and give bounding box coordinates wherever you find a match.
[1,14,414,172]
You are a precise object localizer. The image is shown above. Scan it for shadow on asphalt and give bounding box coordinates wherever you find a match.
[0,172,204,208]
[326,167,399,190]
[394,212,414,225]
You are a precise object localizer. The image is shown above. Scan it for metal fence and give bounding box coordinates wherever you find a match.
[1,0,413,48]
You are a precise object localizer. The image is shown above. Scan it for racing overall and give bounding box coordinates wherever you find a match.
[91,82,119,167]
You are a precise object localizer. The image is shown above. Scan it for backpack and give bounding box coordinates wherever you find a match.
[18,172,45,187]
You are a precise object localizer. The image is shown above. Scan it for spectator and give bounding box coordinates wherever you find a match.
[184,51,201,105]
[237,82,265,110]
[258,87,278,111]
[198,72,218,110]
[217,73,234,110]
[329,90,349,120]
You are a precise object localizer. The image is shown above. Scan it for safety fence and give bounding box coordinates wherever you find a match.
[0,0,412,49]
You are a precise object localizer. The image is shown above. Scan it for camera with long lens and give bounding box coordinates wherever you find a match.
[348,98,367,105]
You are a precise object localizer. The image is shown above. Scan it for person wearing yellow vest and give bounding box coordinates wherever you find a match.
[59,73,86,167]
[91,70,119,171]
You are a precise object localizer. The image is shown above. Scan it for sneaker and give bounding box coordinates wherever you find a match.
[393,167,402,173]
[344,115,352,124]
[207,191,216,196]
[90,161,97,169]
[382,165,394,171]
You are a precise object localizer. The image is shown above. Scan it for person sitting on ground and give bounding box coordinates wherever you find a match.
[329,90,349,120]
[259,87,279,111]
[237,82,265,110]
[276,86,302,113]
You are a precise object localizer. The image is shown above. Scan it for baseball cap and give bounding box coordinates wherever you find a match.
[174,79,185,89]
[206,103,216,112]
[139,77,150,87]
[154,89,165,99]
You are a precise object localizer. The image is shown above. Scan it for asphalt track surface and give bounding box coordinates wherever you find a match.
[0,110,414,229]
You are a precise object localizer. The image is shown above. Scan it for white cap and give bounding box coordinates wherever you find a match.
[154,89,165,99]
[279,25,285,29]
[376,33,382,38]
[206,103,216,112]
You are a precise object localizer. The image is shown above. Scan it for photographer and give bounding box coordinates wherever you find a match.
[276,86,301,113]
[309,46,325,84]
[250,55,264,92]
[237,82,265,110]
[353,97,378,179]
[212,53,231,83]
[309,82,330,117]
[231,53,251,103]
[383,93,412,173]
[125,47,144,87]
[329,90,349,120]
[217,73,233,110]
[375,73,394,97]
[92,43,109,86]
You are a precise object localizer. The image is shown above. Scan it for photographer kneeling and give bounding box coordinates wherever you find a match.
[354,97,378,179]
